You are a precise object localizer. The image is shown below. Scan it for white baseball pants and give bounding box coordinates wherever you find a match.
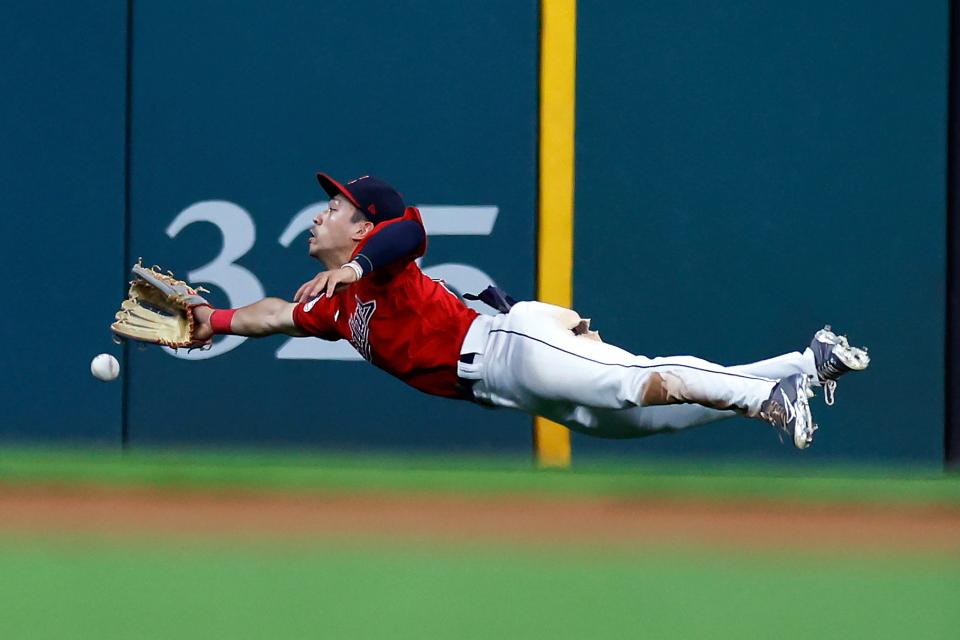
[457,301,817,439]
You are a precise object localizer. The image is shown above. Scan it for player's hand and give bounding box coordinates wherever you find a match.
[190,304,215,346]
[294,266,360,302]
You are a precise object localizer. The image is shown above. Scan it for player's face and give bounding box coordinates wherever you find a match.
[307,195,366,257]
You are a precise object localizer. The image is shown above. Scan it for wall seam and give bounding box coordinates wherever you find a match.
[947,0,958,469]
[120,0,134,449]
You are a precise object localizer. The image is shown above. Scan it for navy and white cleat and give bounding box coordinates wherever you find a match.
[759,374,817,449]
[809,325,870,406]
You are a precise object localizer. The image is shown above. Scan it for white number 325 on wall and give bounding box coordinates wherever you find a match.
[164,201,500,361]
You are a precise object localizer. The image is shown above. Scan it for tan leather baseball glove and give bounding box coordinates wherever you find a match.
[111,260,211,349]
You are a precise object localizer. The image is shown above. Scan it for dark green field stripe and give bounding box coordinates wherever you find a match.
[1,447,958,505]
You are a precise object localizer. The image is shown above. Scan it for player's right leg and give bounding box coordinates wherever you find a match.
[540,327,868,448]
[808,325,870,406]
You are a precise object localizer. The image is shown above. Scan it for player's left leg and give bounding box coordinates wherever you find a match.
[475,301,780,417]
[471,301,821,448]
[544,350,815,439]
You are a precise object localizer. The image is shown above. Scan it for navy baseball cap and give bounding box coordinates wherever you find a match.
[316,173,406,224]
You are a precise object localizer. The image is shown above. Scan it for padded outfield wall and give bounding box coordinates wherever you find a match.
[0,2,127,445]
[123,1,539,451]
[571,0,948,464]
[0,0,539,453]
[0,1,950,464]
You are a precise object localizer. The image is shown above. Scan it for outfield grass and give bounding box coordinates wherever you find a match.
[0,446,957,505]
[0,535,956,640]
[1,448,957,639]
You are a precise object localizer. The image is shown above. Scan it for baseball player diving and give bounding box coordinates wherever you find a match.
[114,173,870,449]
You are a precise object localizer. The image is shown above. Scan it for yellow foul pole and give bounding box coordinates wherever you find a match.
[535,0,576,468]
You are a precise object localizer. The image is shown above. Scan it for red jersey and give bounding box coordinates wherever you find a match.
[292,208,479,399]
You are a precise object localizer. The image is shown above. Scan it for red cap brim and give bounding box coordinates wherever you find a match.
[316,173,362,210]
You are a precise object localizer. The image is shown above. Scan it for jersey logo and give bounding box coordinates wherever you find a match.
[348,296,377,361]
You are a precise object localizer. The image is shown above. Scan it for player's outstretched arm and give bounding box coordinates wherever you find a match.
[193,299,307,341]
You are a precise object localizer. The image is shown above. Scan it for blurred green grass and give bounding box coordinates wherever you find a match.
[1,448,957,639]
[0,446,958,505]
[0,535,956,640]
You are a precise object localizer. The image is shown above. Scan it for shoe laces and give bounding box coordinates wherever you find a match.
[823,380,837,406]
[760,401,788,433]
[816,355,845,406]
[816,357,847,380]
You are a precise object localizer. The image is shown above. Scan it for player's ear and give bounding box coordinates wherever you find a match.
[353,220,374,240]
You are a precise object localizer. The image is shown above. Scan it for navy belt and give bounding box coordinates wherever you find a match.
[457,352,479,396]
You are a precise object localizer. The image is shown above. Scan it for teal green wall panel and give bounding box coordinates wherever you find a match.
[0,1,127,443]
[573,1,947,462]
[125,0,540,451]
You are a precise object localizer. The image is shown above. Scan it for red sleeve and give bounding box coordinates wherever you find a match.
[291,294,341,340]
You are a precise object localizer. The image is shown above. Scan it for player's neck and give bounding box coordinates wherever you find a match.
[316,246,357,271]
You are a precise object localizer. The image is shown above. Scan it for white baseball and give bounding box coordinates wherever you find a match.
[90,353,120,382]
